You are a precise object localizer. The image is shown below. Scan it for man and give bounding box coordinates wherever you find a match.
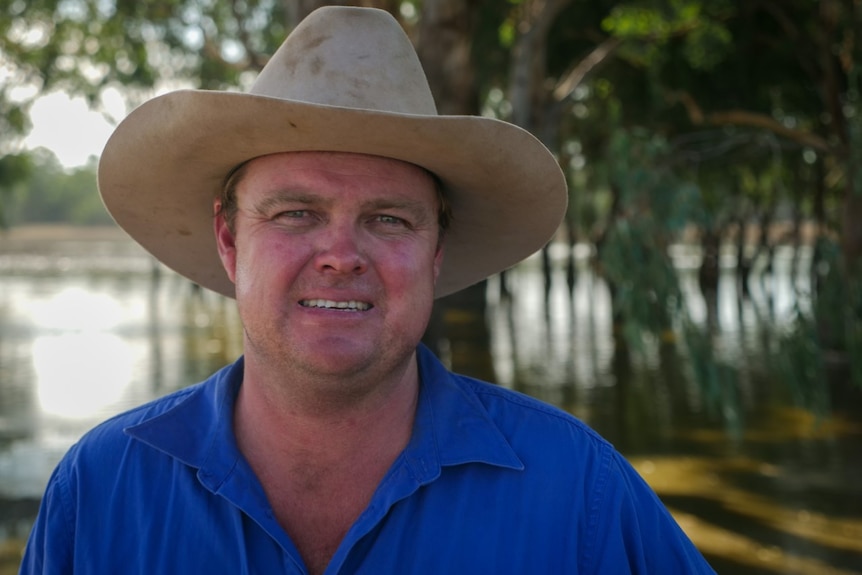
[22,6,716,574]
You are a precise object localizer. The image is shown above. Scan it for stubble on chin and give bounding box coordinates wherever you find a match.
[240,325,420,413]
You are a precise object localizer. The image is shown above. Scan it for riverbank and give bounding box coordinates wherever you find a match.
[0,224,153,277]
[0,539,23,575]
[0,224,127,243]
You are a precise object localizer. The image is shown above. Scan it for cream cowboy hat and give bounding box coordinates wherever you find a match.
[98,6,567,298]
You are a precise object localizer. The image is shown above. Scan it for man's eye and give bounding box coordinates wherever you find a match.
[376,215,406,225]
[277,210,308,219]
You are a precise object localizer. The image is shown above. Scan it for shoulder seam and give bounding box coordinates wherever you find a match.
[54,456,77,555]
[580,440,614,574]
[468,380,609,444]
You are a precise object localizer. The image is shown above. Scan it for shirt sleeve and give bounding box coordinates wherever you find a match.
[583,449,717,575]
[19,459,76,575]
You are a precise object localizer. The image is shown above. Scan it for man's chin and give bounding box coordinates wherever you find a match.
[295,341,414,384]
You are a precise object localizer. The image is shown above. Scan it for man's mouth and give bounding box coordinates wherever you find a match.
[299,299,372,311]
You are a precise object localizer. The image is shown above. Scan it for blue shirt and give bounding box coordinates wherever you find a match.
[21,345,715,574]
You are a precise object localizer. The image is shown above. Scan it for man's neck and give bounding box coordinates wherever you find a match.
[233,353,421,575]
[233,350,420,480]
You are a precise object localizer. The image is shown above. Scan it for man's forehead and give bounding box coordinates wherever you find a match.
[242,151,431,180]
[234,151,440,202]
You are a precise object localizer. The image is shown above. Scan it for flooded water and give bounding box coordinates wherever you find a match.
[1,227,861,574]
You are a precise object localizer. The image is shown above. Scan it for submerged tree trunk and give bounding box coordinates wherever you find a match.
[811,153,828,297]
[565,217,578,295]
[790,177,804,289]
[841,188,862,273]
[735,216,750,298]
[698,226,720,297]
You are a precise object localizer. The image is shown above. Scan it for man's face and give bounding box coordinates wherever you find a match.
[215,151,444,386]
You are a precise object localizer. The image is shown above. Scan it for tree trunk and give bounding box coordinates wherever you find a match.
[841,188,862,273]
[811,152,828,298]
[416,0,477,115]
[284,1,402,27]
[508,0,572,316]
[790,177,803,288]
[414,0,496,380]
[565,216,577,295]
[508,0,572,130]
[735,214,750,298]
[698,226,720,297]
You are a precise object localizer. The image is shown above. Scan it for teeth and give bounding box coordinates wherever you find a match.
[301,299,371,311]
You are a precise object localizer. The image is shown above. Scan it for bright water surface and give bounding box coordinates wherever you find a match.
[1,227,860,574]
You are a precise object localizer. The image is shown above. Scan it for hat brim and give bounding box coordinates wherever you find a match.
[98,90,568,298]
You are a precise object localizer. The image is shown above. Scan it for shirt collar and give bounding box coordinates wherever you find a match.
[406,343,524,480]
[125,345,523,486]
[124,357,244,478]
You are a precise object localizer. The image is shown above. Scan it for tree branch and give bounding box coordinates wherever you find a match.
[230,0,268,71]
[707,110,832,152]
[552,36,622,103]
[667,90,832,153]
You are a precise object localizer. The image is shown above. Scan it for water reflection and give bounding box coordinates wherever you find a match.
[488,250,862,573]
[1,229,861,574]
[22,287,128,331]
[32,333,134,419]
[0,229,243,555]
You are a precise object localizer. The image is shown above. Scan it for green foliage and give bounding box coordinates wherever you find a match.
[3,150,111,226]
[0,0,858,424]
[603,1,699,38]
[602,218,682,341]
[773,313,831,418]
[0,152,32,185]
[608,128,703,232]
[680,320,742,434]
[598,127,749,428]
[599,128,696,339]
[0,0,289,141]
[681,19,731,70]
[769,235,862,415]
[0,152,33,227]
[497,16,516,48]
[601,0,734,70]
[810,238,862,387]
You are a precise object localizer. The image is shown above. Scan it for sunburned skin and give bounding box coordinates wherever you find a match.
[215,151,443,395]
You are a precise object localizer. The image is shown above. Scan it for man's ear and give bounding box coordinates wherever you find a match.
[214,201,238,284]
[432,243,444,284]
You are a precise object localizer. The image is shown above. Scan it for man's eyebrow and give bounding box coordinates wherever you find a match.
[248,190,433,220]
[250,190,323,215]
[362,197,433,219]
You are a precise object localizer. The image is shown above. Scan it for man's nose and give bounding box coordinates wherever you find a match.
[313,223,368,274]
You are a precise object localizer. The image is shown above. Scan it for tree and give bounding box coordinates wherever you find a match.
[2,149,110,225]
[0,152,32,227]
[4,0,860,408]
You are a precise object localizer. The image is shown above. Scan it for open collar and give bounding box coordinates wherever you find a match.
[125,345,523,490]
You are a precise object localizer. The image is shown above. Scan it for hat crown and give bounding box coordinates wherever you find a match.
[99,6,567,300]
[250,7,437,115]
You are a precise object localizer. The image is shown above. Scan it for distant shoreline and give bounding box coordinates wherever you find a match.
[0,224,129,242]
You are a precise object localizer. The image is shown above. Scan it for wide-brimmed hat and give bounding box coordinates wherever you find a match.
[98,6,567,298]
